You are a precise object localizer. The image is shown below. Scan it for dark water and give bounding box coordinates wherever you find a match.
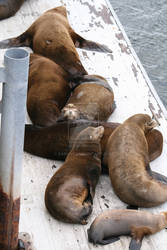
[109,0,167,108]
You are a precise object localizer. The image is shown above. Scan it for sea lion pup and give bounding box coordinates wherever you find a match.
[88,209,167,249]
[105,113,167,208]
[24,119,166,183]
[27,53,72,127]
[0,0,24,20]
[0,6,112,79]
[59,75,115,122]
[45,126,104,224]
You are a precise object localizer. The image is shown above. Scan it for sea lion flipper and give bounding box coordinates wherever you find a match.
[99,236,120,245]
[129,238,142,250]
[146,164,167,184]
[0,32,30,49]
[127,205,138,210]
[72,32,112,53]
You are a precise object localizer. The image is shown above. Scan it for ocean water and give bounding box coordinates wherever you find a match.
[109,0,167,109]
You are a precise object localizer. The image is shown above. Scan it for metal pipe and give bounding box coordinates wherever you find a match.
[0,48,29,250]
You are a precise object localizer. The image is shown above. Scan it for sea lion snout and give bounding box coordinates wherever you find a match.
[91,126,104,141]
[62,104,80,120]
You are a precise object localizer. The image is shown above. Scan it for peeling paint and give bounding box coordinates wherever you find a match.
[131,63,138,79]
[81,1,113,25]
[115,32,124,40]
[112,77,118,86]
[119,43,130,54]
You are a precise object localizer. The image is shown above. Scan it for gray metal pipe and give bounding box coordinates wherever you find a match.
[0,48,29,250]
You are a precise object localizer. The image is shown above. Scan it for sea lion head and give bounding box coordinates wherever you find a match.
[61,103,80,120]
[126,114,157,133]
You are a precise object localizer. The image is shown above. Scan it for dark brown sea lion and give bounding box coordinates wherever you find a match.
[88,209,167,249]
[0,6,112,79]
[24,119,166,183]
[59,75,115,122]
[0,0,24,20]
[45,126,104,224]
[27,53,72,127]
[105,113,167,207]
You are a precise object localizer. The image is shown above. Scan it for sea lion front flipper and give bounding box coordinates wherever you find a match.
[72,32,112,53]
[0,32,31,49]
[99,236,120,245]
[129,238,142,250]
[146,164,167,184]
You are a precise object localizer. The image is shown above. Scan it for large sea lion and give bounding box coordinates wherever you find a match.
[59,75,115,122]
[104,113,167,207]
[24,119,166,183]
[0,6,112,79]
[88,209,167,249]
[45,126,104,224]
[27,53,72,127]
[0,0,25,20]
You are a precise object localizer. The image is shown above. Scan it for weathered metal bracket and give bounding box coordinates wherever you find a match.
[0,48,29,250]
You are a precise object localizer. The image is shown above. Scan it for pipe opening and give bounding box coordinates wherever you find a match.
[5,48,29,60]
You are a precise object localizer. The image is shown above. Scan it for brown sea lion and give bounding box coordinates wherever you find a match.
[27,53,72,127]
[59,75,115,122]
[0,0,24,20]
[105,113,167,207]
[45,126,104,224]
[0,6,112,79]
[88,209,167,249]
[24,119,166,183]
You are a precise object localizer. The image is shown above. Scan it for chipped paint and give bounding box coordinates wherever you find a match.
[119,43,130,54]
[115,32,124,40]
[131,63,138,79]
[112,77,118,86]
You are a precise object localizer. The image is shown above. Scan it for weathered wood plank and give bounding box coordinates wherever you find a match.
[0,0,167,249]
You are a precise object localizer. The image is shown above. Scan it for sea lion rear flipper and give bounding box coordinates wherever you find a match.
[0,32,30,49]
[72,32,112,53]
[146,164,167,184]
[99,236,120,245]
[129,238,142,250]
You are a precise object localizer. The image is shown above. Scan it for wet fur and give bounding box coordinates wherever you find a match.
[60,75,115,122]
[0,6,112,79]
[0,0,24,20]
[27,53,72,127]
[105,114,167,207]
[88,209,167,248]
[45,126,104,224]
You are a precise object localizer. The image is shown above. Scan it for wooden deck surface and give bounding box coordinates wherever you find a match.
[0,0,167,249]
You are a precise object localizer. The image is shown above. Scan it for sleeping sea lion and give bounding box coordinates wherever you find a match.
[88,209,167,249]
[59,75,115,122]
[45,126,104,224]
[105,113,167,207]
[27,53,72,127]
[24,119,166,183]
[0,0,24,20]
[0,6,112,79]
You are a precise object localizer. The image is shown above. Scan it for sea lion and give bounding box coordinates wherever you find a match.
[59,75,115,122]
[105,113,167,207]
[24,119,166,183]
[27,53,72,127]
[45,126,104,224]
[0,6,112,79]
[88,209,167,249]
[0,0,24,20]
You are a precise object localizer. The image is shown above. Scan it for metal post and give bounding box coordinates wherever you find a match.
[0,48,29,250]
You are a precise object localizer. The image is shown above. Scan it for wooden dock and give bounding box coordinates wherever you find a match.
[0,0,167,249]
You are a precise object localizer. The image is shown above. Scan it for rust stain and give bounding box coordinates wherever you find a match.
[131,63,138,79]
[112,77,118,86]
[81,1,113,25]
[119,43,130,54]
[115,32,124,40]
[0,184,20,250]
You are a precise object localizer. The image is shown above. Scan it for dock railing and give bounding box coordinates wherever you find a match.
[0,48,29,250]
